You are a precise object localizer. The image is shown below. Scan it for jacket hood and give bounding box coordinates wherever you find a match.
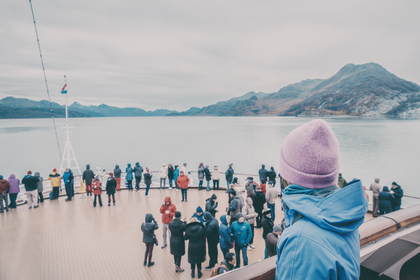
[164,196,171,203]
[86,164,90,169]
[196,206,203,213]
[220,215,228,225]
[34,172,40,177]
[282,180,368,234]
[187,221,204,233]
[136,162,140,167]
[127,163,131,167]
[382,186,389,192]
[115,165,119,169]
[203,212,213,222]
[375,177,380,183]
[9,174,15,180]
[145,213,154,222]
[51,172,57,176]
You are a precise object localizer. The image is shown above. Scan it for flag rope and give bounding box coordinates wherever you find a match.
[29,0,62,162]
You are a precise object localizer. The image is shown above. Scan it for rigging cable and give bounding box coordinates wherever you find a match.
[29,0,62,161]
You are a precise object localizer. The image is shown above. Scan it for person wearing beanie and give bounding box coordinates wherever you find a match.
[82,164,95,196]
[203,212,220,270]
[22,171,40,208]
[192,206,205,224]
[160,196,177,249]
[276,119,368,280]
[113,165,122,191]
[169,211,187,273]
[48,168,61,200]
[106,172,117,206]
[230,212,252,268]
[143,167,153,197]
[225,164,234,192]
[167,163,175,190]
[125,163,134,191]
[265,181,277,221]
[7,174,20,209]
[261,207,274,259]
[185,217,206,278]
[92,176,103,207]
[378,186,394,215]
[227,189,239,226]
[205,194,218,217]
[369,177,382,217]
[0,175,11,213]
[141,213,159,267]
[219,215,233,259]
[63,167,74,202]
[197,163,205,191]
[390,182,403,211]
[173,165,180,191]
[266,224,283,257]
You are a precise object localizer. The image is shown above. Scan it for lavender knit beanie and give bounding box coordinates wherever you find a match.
[279,119,340,189]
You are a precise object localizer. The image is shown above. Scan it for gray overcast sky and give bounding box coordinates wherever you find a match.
[1,0,419,111]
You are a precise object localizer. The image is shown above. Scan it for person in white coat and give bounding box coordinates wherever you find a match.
[212,166,221,191]
[159,163,168,189]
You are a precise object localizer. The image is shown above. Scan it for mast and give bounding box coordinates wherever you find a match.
[59,76,81,176]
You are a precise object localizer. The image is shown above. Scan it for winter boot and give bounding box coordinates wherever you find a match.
[197,269,202,279]
[191,269,195,278]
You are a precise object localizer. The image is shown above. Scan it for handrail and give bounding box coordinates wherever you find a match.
[210,204,420,280]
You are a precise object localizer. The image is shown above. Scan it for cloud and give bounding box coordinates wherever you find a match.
[1,0,419,111]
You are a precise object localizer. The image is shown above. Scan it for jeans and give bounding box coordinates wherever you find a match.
[162,223,170,246]
[26,190,38,208]
[168,179,173,188]
[175,181,180,190]
[264,238,268,259]
[181,188,188,201]
[135,176,142,190]
[213,180,219,190]
[52,186,59,199]
[127,180,133,190]
[145,184,150,196]
[65,183,73,200]
[38,192,44,203]
[9,193,17,208]
[394,205,401,211]
[160,178,166,189]
[250,223,255,245]
[267,203,275,221]
[93,195,102,207]
[108,194,115,204]
[234,243,248,267]
[198,180,203,190]
[226,181,231,192]
[1,193,9,212]
[206,180,210,191]
[220,246,229,259]
[373,196,379,216]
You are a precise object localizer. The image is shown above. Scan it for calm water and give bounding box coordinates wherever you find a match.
[1,116,419,206]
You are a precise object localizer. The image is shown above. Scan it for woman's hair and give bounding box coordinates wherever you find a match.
[199,163,204,168]
[232,177,238,184]
[168,163,173,168]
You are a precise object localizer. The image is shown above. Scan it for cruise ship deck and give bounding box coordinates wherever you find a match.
[0,187,294,280]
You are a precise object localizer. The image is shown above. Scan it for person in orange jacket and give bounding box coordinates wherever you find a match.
[160,196,177,249]
[177,171,190,202]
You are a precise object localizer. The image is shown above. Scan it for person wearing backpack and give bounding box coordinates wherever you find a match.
[141,213,159,267]
[211,252,236,276]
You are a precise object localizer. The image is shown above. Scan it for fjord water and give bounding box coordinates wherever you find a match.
[1,116,419,206]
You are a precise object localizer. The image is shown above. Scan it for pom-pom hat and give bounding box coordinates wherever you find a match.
[279,119,340,190]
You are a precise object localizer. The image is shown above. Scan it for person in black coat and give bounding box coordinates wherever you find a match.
[267,167,277,187]
[205,194,218,217]
[141,213,159,267]
[261,208,274,259]
[379,186,394,215]
[390,182,404,211]
[185,217,206,279]
[204,165,212,191]
[252,187,266,228]
[169,211,187,273]
[106,173,117,206]
[203,212,220,270]
[258,165,268,184]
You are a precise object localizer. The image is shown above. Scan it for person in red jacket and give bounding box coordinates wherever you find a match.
[177,171,190,202]
[0,175,11,213]
[160,196,177,249]
[93,177,103,207]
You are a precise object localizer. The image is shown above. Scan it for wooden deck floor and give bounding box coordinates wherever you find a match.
[0,188,286,280]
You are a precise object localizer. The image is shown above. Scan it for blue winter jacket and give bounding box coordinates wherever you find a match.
[125,164,134,181]
[173,168,180,182]
[276,180,368,280]
[219,215,232,249]
[231,220,252,248]
[63,170,74,185]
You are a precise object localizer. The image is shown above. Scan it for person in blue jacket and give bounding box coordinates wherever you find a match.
[219,215,233,259]
[231,213,252,268]
[192,206,205,223]
[173,165,180,191]
[125,163,134,191]
[276,119,368,280]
